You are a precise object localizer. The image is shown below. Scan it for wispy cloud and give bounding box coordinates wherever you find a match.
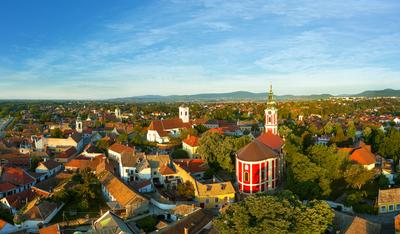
[0,0,399,99]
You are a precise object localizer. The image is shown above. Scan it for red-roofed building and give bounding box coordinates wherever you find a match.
[339,141,376,170]
[0,189,36,214]
[146,105,205,144]
[0,182,17,198]
[236,85,284,194]
[174,159,209,178]
[182,135,199,158]
[0,166,36,192]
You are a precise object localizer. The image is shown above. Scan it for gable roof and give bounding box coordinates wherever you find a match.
[182,135,199,147]
[159,209,215,234]
[98,171,148,208]
[55,146,77,159]
[93,211,134,233]
[148,118,191,137]
[1,166,35,186]
[339,142,376,166]
[108,143,134,154]
[39,160,61,171]
[333,211,381,234]
[2,189,36,210]
[22,200,59,221]
[256,132,284,150]
[0,182,17,193]
[237,139,278,162]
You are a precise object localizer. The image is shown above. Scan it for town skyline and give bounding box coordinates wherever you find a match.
[1,0,400,99]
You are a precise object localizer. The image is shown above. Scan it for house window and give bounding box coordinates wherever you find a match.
[261,169,265,181]
[244,172,249,182]
[205,198,209,204]
[126,169,129,173]
[389,205,394,211]
[215,198,219,203]
[397,204,400,210]
[381,206,386,213]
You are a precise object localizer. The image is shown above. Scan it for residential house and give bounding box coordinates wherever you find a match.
[35,160,62,179]
[108,143,134,162]
[0,153,31,169]
[182,135,199,158]
[378,188,400,214]
[333,211,381,234]
[53,146,77,163]
[98,171,149,217]
[0,166,36,194]
[0,182,17,199]
[339,142,376,170]
[158,208,215,234]
[19,200,63,233]
[173,160,235,209]
[0,189,36,214]
[131,179,153,193]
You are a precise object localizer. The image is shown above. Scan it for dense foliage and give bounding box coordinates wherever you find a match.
[213,191,334,234]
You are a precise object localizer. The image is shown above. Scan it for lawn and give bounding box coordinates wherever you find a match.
[136,216,158,232]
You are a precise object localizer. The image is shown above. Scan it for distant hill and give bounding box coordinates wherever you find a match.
[351,89,400,97]
[109,91,333,102]
[108,89,400,102]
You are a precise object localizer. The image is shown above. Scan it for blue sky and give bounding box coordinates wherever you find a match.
[0,0,399,99]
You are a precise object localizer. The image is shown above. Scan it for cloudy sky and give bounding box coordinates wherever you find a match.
[0,0,399,99]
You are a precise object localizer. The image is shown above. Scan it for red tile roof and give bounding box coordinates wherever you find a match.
[1,166,35,186]
[55,146,77,159]
[3,189,36,209]
[108,143,134,154]
[339,142,376,166]
[256,132,284,150]
[182,135,199,147]
[0,182,16,192]
[174,159,209,173]
[39,160,61,170]
[148,118,191,137]
[207,128,224,135]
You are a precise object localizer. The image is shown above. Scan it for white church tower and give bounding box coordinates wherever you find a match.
[76,115,83,133]
[265,84,278,135]
[179,105,190,123]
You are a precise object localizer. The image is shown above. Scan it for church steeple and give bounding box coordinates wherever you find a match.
[267,83,276,108]
[264,83,278,135]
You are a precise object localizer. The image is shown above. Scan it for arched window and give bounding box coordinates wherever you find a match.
[244,172,249,182]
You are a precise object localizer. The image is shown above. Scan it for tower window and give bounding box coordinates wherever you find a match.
[244,172,249,182]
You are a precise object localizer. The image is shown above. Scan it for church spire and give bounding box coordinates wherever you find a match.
[267,83,276,108]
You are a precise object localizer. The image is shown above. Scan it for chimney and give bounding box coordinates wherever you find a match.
[191,203,195,211]
[184,227,189,234]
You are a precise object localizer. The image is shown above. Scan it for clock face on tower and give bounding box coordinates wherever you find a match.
[268,111,271,114]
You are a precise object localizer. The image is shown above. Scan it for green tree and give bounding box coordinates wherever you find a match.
[344,165,374,190]
[213,191,334,234]
[171,149,189,159]
[378,174,390,189]
[346,120,356,139]
[177,181,195,199]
